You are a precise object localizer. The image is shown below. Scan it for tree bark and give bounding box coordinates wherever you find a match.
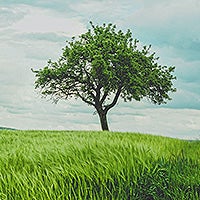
[98,111,109,131]
[95,86,122,131]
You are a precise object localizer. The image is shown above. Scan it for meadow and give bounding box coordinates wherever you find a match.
[0,130,199,199]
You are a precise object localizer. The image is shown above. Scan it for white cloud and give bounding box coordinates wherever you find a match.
[69,0,135,25]
[3,5,86,37]
[0,6,26,28]
[1,95,200,140]
[109,107,200,140]
[133,0,200,25]
[124,0,200,56]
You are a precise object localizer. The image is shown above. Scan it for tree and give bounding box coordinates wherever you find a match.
[32,22,176,131]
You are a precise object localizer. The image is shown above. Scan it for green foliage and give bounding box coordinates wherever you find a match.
[0,130,199,199]
[32,22,176,130]
[33,22,176,105]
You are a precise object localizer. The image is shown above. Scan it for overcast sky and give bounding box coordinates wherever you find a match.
[0,0,200,139]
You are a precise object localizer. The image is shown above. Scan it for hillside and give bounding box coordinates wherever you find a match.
[0,130,199,199]
[0,126,16,130]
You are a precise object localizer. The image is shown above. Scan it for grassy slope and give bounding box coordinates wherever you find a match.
[0,130,199,199]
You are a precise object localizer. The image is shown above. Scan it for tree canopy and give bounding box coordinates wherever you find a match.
[32,22,176,131]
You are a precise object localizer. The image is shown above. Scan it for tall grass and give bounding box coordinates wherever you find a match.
[0,130,199,199]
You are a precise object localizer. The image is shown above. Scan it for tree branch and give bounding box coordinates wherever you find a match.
[76,92,95,107]
[104,87,122,113]
[100,92,108,105]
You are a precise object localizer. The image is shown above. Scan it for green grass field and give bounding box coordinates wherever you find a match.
[0,130,199,199]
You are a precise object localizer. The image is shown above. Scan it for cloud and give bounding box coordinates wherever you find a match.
[163,89,200,110]
[109,107,200,140]
[0,0,79,12]
[0,6,26,28]
[9,5,86,36]
[69,0,135,25]
[1,94,200,140]
[0,90,99,131]
[16,32,69,43]
[124,0,200,61]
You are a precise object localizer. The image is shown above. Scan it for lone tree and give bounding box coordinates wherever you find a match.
[32,22,176,131]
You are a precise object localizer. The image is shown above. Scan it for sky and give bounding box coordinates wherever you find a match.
[0,0,200,139]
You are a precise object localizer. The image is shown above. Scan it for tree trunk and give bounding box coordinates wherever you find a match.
[98,111,109,131]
